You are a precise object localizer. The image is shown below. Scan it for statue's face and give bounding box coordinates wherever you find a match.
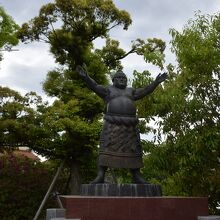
[113,74,127,89]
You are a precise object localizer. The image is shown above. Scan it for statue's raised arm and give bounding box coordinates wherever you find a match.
[76,64,107,99]
[133,72,167,100]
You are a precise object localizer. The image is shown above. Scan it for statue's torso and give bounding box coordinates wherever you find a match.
[105,86,136,116]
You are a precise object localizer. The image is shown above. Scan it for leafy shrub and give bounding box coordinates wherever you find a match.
[0,154,61,220]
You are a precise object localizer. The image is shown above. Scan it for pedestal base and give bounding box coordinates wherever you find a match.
[60,196,208,220]
[81,184,162,197]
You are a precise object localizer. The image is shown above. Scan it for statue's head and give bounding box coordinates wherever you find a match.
[112,70,127,89]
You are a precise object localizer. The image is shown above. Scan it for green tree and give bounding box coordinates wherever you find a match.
[0,86,46,151]
[0,7,19,61]
[17,0,166,193]
[141,12,220,214]
[0,154,64,220]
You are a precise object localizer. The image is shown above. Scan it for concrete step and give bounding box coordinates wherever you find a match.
[51,218,80,220]
[198,216,220,220]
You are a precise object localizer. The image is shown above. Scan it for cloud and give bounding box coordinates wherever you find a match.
[0,0,53,25]
[0,0,55,96]
[0,42,55,96]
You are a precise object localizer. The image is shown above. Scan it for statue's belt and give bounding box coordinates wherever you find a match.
[104,114,138,126]
[99,150,142,157]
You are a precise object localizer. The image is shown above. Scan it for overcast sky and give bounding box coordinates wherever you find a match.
[1,0,220,99]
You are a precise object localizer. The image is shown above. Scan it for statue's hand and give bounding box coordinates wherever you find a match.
[76,64,88,78]
[155,72,168,84]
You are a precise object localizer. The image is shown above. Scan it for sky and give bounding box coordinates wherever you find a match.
[1,0,220,99]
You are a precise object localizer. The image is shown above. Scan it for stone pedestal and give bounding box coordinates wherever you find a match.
[81,184,162,197]
[60,196,208,220]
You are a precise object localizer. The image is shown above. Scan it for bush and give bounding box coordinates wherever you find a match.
[0,154,61,220]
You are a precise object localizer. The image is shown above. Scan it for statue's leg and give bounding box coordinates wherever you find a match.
[90,166,107,184]
[130,168,148,184]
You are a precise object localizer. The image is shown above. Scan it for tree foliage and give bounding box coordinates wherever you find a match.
[18,0,131,67]
[17,0,166,193]
[0,86,46,151]
[0,154,62,220]
[141,12,220,214]
[0,7,19,61]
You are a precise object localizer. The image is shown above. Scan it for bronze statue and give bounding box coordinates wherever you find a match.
[76,65,167,184]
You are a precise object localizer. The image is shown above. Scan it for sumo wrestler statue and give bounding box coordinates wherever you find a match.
[76,65,167,184]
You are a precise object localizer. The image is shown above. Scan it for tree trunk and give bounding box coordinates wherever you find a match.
[69,162,81,195]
